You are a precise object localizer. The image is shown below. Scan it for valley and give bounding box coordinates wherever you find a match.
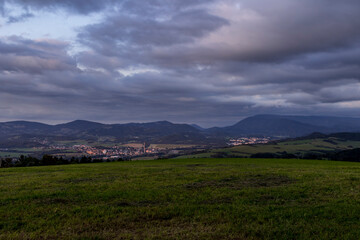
[1,115,360,161]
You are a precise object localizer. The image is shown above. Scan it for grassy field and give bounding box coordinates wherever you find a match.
[1,158,360,239]
[180,138,360,158]
[0,151,28,158]
[0,148,42,157]
[0,150,80,158]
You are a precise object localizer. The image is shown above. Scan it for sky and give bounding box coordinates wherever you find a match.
[0,0,359,127]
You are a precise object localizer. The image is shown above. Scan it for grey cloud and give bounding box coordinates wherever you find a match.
[1,0,360,126]
[78,0,360,70]
[0,0,214,17]
[73,0,360,123]
[220,0,360,62]
[6,12,33,23]
[79,9,228,60]
[117,0,218,22]
[0,37,76,74]
[316,83,360,103]
[0,0,116,14]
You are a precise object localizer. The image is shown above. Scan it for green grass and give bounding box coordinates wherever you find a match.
[0,151,29,158]
[0,148,43,158]
[1,158,360,239]
[0,149,80,158]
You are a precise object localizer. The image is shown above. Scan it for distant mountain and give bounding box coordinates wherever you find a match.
[220,115,324,137]
[51,120,106,137]
[55,120,105,131]
[280,115,360,132]
[86,121,203,141]
[1,115,360,147]
[217,115,360,138]
[190,124,206,131]
[0,121,52,139]
[0,120,214,147]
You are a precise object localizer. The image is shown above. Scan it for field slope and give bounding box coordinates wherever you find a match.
[1,158,360,239]
[181,135,360,159]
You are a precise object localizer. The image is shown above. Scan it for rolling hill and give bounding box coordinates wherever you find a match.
[179,132,360,159]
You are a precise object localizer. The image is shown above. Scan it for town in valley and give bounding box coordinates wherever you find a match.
[0,137,272,160]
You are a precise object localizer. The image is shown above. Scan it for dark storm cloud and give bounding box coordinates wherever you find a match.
[82,10,227,47]
[78,9,228,66]
[78,0,360,66]
[0,0,116,14]
[144,0,360,65]
[0,0,214,17]
[0,37,76,73]
[1,0,360,125]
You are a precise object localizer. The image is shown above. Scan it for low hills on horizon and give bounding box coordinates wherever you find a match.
[1,114,360,147]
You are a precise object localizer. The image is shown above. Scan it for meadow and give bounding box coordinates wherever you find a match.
[181,137,360,158]
[1,158,360,239]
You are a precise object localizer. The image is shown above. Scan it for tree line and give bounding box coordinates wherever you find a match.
[0,155,127,168]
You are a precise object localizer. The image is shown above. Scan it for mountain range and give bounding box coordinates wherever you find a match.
[217,115,360,137]
[1,115,360,147]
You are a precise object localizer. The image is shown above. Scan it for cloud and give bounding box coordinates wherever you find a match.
[0,0,360,126]
[6,11,33,23]
[0,0,214,17]
[143,0,360,65]
[0,36,76,73]
[78,0,360,66]
[0,0,116,14]
[78,9,228,67]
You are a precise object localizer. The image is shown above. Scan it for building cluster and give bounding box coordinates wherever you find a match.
[51,144,162,159]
